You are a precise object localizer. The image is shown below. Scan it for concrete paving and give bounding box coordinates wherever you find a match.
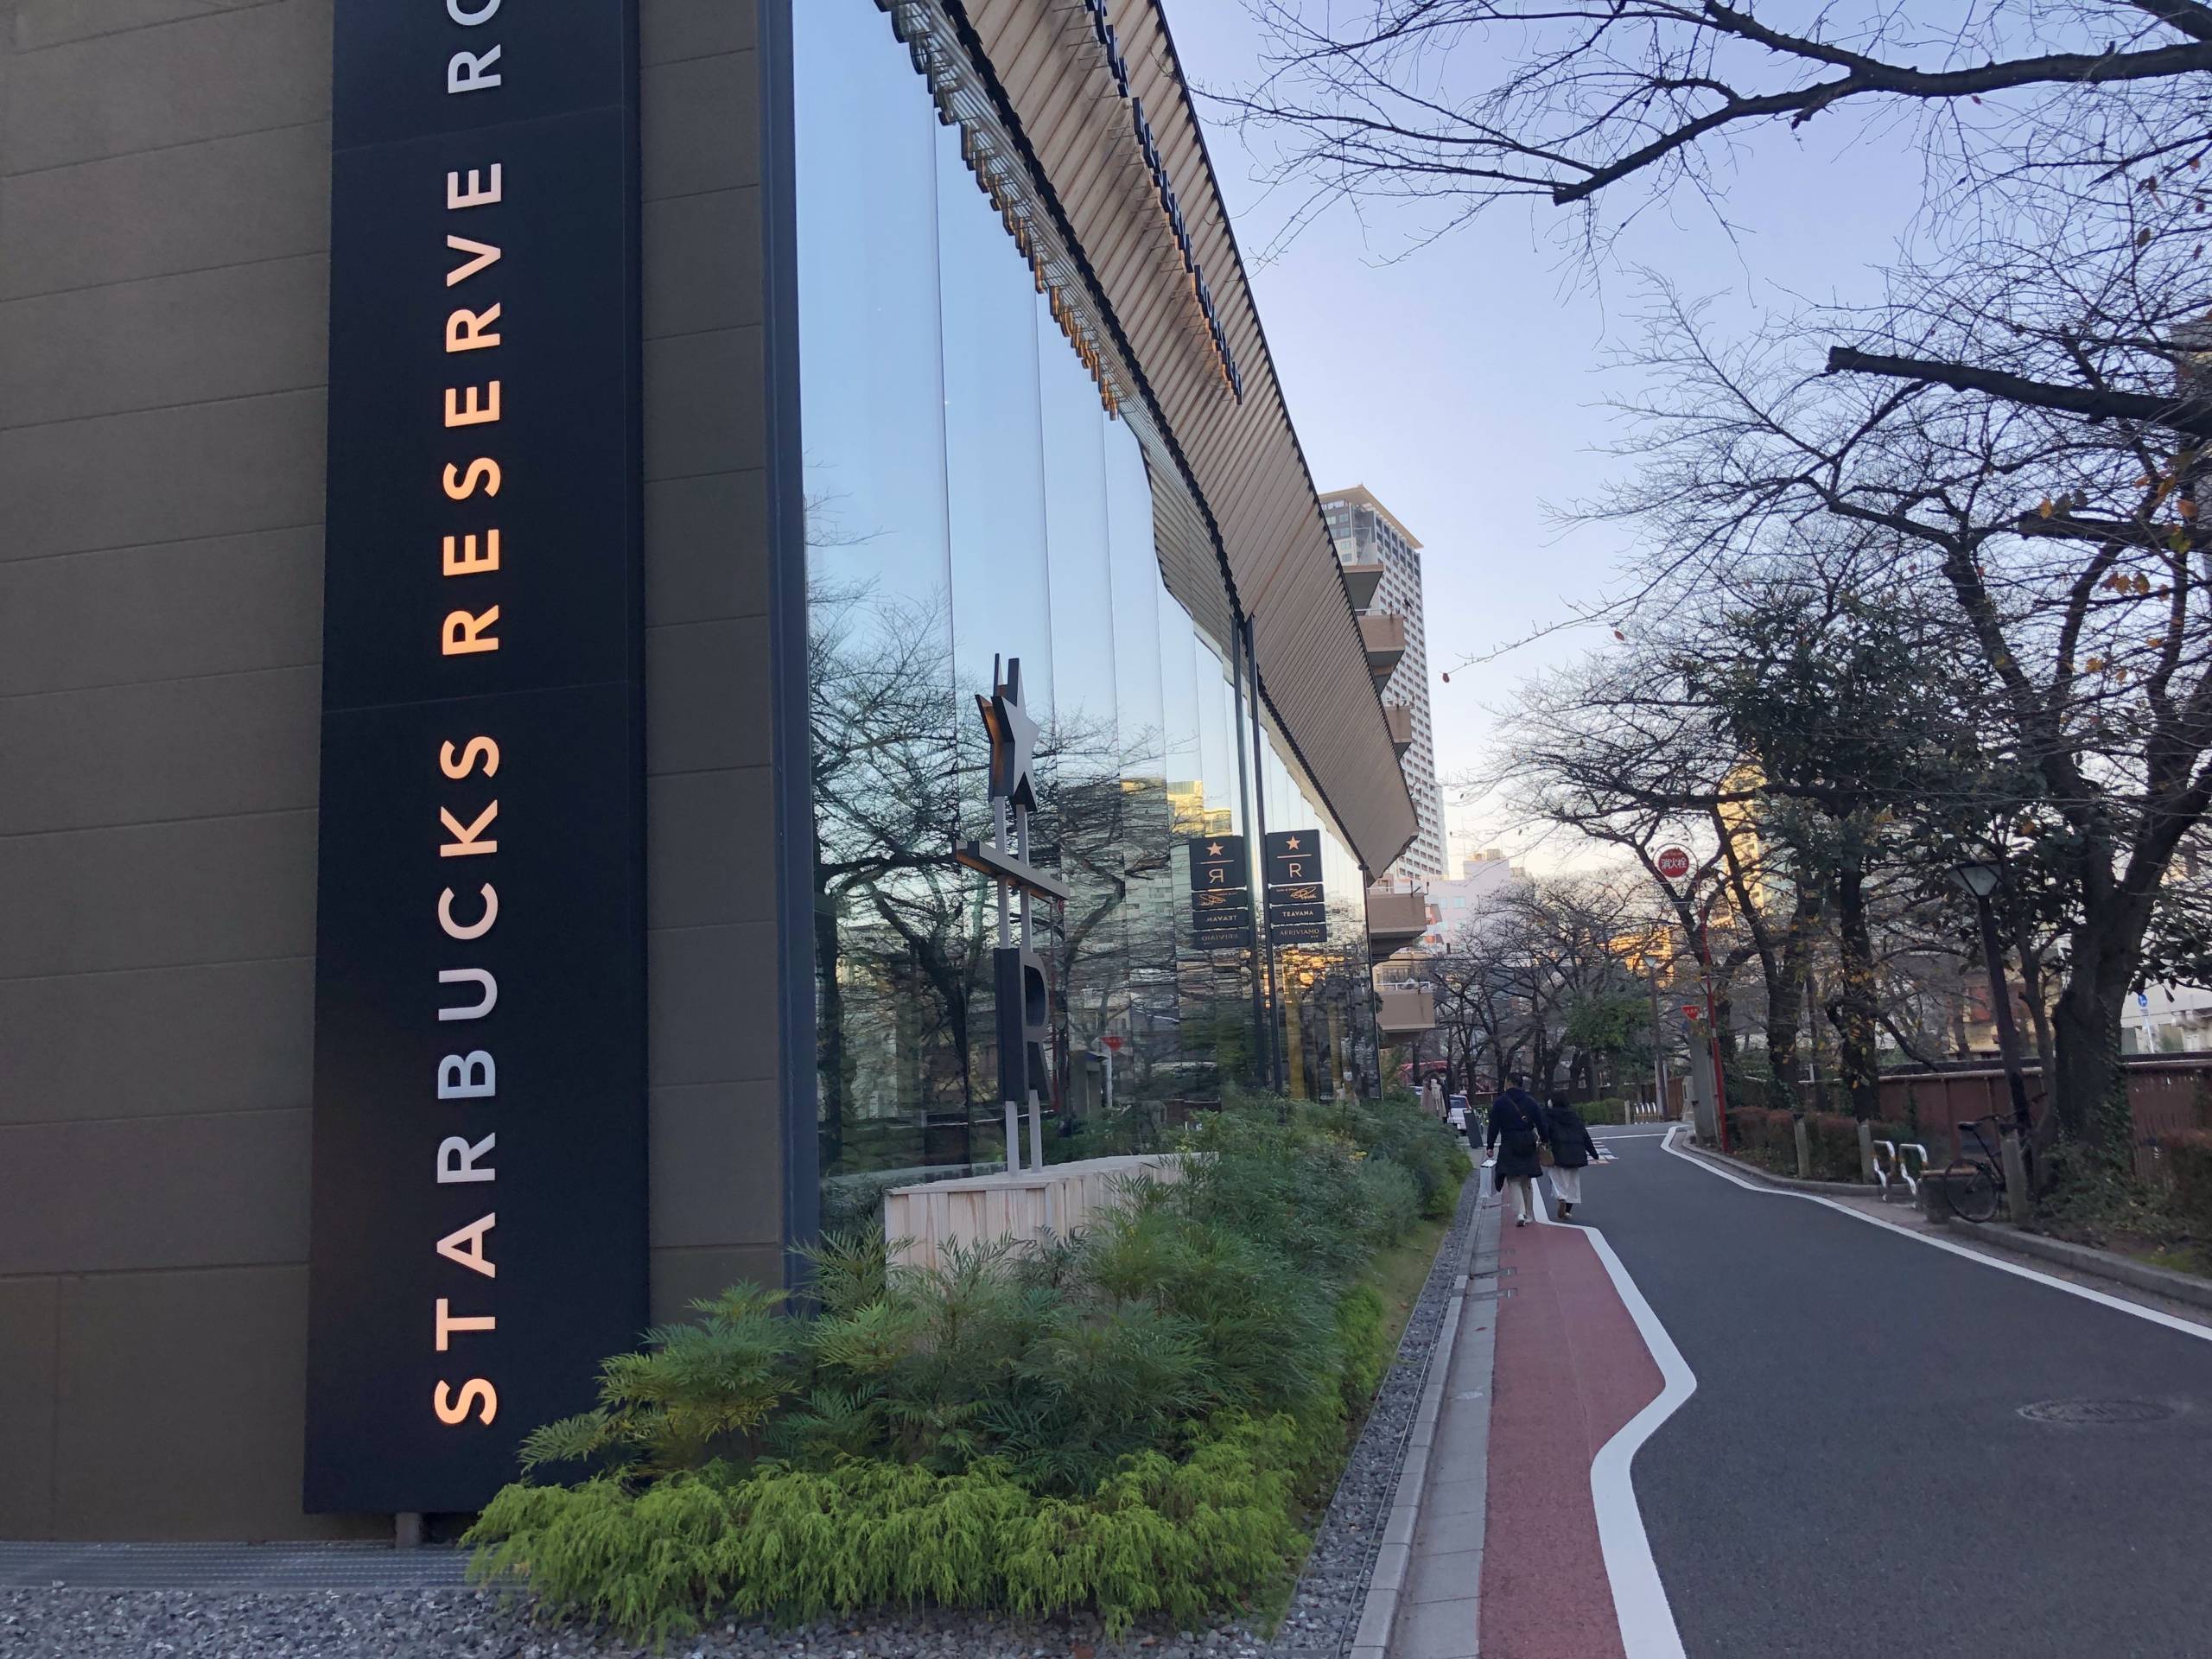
[1384,1192,1501,1659]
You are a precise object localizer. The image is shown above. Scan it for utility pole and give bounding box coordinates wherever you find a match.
[1697,917,1732,1155]
[1955,855,2035,1220]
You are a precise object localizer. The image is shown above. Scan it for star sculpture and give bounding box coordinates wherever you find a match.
[978,656,1040,813]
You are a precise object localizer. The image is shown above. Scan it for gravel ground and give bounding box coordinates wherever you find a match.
[1262,1169,1479,1656]
[0,1591,1270,1658]
[1,1177,1479,1659]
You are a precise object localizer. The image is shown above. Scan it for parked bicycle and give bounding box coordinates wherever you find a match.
[1937,1114,2022,1224]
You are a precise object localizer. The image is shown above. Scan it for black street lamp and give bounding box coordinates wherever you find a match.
[1953,854,2035,1217]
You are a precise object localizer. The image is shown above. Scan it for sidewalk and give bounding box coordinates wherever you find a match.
[1376,1188,1501,1659]
[1383,1167,1672,1659]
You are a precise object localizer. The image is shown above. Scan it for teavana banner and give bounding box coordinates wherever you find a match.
[1262,830,1329,946]
[304,0,645,1514]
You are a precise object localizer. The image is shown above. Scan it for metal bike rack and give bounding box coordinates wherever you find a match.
[1872,1141,1929,1198]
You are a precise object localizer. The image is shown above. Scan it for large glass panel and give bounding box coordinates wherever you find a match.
[937,121,1058,1169]
[797,0,1385,1220]
[1106,442,1179,1120]
[1038,294,1125,1150]
[795,0,963,1223]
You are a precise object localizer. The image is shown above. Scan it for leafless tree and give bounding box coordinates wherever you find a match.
[1228,0,2212,251]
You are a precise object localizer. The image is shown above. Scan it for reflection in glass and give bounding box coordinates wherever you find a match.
[794,0,1379,1217]
[796,0,961,1223]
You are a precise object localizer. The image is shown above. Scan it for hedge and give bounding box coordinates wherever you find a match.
[2166,1129,2212,1238]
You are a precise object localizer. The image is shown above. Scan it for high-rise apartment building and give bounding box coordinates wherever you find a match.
[1322,487,1448,880]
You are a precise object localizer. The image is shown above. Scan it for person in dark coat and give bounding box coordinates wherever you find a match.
[1485,1074,1548,1228]
[1543,1093,1600,1219]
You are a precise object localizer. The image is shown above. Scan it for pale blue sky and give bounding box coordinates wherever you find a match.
[1166,2,1934,854]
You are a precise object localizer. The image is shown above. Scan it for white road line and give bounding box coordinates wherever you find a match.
[1534,1176,1696,1659]
[1662,1125,2212,1345]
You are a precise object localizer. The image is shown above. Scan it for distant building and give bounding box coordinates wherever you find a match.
[1323,486,1448,881]
[1420,850,1530,952]
[2126,982,2212,1053]
[1442,786,1490,874]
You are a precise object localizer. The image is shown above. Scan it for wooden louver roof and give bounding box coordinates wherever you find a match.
[959,0,1419,875]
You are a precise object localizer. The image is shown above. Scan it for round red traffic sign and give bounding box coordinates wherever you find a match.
[1103,1033,1123,1052]
[1655,846,1693,881]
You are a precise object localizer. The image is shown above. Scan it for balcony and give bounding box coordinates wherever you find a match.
[1367,885,1428,955]
[1384,701,1414,758]
[1341,559,1386,612]
[1359,611,1406,683]
[1375,983,1437,1034]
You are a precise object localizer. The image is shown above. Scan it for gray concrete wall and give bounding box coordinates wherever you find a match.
[0,0,780,1539]
[637,0,785,1324]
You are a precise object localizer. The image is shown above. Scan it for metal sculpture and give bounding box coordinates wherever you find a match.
[953,657,1069,1174]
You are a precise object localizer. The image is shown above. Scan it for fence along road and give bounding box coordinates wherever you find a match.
[1580,1128,2212,1659]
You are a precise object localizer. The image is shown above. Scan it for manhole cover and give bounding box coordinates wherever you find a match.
[2017,1398,2176,1425]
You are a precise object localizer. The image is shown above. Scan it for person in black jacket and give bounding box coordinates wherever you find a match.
[1543,1093,1600,1219]
[1485,1074,1548,1228]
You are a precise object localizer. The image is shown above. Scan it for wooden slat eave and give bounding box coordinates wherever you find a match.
[962,0,1417,872]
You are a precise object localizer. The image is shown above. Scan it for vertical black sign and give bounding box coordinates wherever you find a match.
[304,0,645,1514]
[1187,835,1252,950]
[1263,830,1329,946]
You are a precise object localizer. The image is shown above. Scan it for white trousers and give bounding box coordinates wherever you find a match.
[1503,1174,1535,1221]
[1548,1164,1583,1205]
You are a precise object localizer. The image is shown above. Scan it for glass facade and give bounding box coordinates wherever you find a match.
[795,0,1379,1226]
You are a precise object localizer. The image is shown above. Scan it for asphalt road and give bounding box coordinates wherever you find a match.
[1577,1128,2212,1659]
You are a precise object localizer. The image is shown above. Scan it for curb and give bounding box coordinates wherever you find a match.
[1682,1135,2212,1317]
[1346,1173,1495,1659]
[1674,1140,1877,1198]
[1937,1216,2212,1313]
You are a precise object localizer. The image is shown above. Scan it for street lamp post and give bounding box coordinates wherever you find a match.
[1953,855,2035,1221]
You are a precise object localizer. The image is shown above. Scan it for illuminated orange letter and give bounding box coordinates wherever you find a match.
[446,304,501,353]
[439,800,499,857]
[442,530,499,576]
[442,458,501,499]
[439,736,500,779]
[434,1379,498,1425]
[444,381,500,426]
[442,607,499,654]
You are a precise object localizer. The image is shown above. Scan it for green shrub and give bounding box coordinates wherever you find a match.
[477,1092,1460,1638]
[1726,1106,1796,1174]
[2166,1130,2212,1237]
[467,1413,1305,1642]
[1352,1158,1423,1247]
[1803,1112,1866,1182]
[518,1285,798,1480]
[1575,1098,1627,1127]
[1332,1283,1389,1418]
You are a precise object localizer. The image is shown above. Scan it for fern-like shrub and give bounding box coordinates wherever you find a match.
[473,1092,1462,1639]
[467,1413,1304,1642]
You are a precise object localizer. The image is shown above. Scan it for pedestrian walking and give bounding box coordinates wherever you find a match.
[1423,1076,1446,1120]
[1485,1073,1548,1228]
[1542,1093,1599,1220]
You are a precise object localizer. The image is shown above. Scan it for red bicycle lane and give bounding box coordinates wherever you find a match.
[1479,1209,1667,1659]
